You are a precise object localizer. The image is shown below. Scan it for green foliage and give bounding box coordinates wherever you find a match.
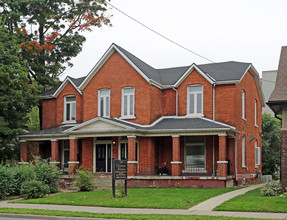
[74,170,95,192]
[0,0,111,87]
[261,180,283,196]
[0,26,39,162]
[261,113,281,178]
[20,180,50,199]
[33,157,60,193]
[26,106,40,132]
[0,165,14,199]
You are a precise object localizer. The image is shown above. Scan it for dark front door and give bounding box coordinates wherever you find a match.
[96,144,111,172]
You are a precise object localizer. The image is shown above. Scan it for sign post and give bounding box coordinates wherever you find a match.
[112,158,127,197]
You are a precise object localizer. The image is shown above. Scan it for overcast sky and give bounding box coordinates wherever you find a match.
[61,0,287,80]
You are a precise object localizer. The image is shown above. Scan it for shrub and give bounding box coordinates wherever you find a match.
[261,180,283,196]
[0,165,13,199]
[33,157,60,193]
[74,170,95,192]
[20,180,50,199]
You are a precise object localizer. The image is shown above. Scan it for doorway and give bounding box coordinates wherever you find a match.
[95,143,111,172]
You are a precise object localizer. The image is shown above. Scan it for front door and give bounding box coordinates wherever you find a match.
[96,144,111,172]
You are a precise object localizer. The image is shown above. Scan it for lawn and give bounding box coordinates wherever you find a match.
[0,208,272,220]
[214,188,287,213]
[14,187,238,209]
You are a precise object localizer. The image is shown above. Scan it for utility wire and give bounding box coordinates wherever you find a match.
[106,1,216,64]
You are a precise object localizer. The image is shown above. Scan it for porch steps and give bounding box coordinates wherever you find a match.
[93,174,112,190]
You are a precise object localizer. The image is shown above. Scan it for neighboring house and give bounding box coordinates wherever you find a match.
[268,46,287,189]
[261,70,277,115]
[19,44,264,188]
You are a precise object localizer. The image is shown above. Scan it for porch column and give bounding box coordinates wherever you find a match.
[50,139,60,165]
[68,138,79,174]
[19,140,28,164]
[127,136,137,176]
[217,134,228,177]
[171,135,182,176]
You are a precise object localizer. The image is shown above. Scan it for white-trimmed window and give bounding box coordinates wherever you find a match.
[121,87,135,118]
[255,140,260,166]
[98,89,110,117]
[255,99,258,127]
[64,96,76,122]
[187,85,203,115]
[242,135,246,167]
[242,90,246,120]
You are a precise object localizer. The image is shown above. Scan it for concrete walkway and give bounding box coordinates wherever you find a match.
[1,184,287,219]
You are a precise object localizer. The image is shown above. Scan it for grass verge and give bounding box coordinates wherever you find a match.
[13,187,238,209]
[214,188,287,213]
[0,208,273,219]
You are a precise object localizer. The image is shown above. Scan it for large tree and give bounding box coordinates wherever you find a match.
[262,112,281,178]
[0,26,39,162]
[0,0,110,89]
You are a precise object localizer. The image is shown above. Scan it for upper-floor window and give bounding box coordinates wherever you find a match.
[242,90,246,120]
[64,96,76,122]
[255,99,258,127]
[242,135,246,167]
[255,140,260,166]
[121,87,135,118]
[98,89,110,117]
[187,85,203,115]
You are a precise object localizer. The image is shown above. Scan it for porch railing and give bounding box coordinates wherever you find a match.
[182,164,207,173]
[138,163,171,176]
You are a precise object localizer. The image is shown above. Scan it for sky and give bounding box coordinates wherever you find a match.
[61,0,287,80]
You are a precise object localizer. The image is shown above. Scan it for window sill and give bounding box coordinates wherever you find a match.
[62,120,77,125]
[242,166,247,169]
[120,116,136,120]
[186,113,204,118]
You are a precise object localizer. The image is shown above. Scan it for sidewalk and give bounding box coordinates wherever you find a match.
[0,184,287,219]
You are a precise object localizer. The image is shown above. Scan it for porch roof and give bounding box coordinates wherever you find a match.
[19,116,237,141]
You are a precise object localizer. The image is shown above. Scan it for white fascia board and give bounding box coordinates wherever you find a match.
[149,79,163,89]
[201,117,237,130]
[239,64,252,82]
[53,77,82,98]
[214,80,239,85]
[64,117,136,133]
[40,95,55,100]
[79,45,116,90]
[112,116,173,128]
[114,46,151,83]
[174,64,214,87]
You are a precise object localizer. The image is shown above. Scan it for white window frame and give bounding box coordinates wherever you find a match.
[242,135,246,167]
[121,87,135,119]
[255,140,260,166]
[255,99,258,127]
[98,89,110,117]
[187,85,203,116]
[63,95,76,123]
[242,90,246,120]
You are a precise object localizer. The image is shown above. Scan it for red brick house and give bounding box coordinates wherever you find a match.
[19,44,264,188]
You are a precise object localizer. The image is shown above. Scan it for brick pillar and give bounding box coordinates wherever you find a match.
[171,135,182,176]
[51,139,60,165]
[281,130,287,189]
[127,136,137,176]
[217,134,228,177]
[19,140,28,163]
[68,138,79,174]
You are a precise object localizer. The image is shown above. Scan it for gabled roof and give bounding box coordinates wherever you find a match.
[41,43,260,98]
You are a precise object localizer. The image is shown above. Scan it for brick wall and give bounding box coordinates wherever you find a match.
[81,138,93,171]
[42,99,57,129]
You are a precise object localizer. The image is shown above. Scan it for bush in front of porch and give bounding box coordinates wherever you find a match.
[13,187,239,209]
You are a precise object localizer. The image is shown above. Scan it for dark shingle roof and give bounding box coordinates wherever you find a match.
[19,125,75,137]
[41,44,252,98]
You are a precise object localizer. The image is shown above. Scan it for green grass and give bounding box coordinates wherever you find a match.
[214,188,287,213]
[0,208,274,219]
[13,188,238,209]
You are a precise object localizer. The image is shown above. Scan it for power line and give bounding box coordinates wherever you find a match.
[106,1,216,64]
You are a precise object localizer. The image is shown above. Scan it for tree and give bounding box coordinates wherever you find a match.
[0,0,111,89]
[262,112,281,178]
[0,26,39,162]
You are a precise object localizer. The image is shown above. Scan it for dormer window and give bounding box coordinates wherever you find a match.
[98,89,110,117]
[187,85,203,116]
[64,96,76,122]
[121,87,135,118]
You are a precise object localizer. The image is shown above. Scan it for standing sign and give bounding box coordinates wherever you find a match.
[112,158,127,197]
